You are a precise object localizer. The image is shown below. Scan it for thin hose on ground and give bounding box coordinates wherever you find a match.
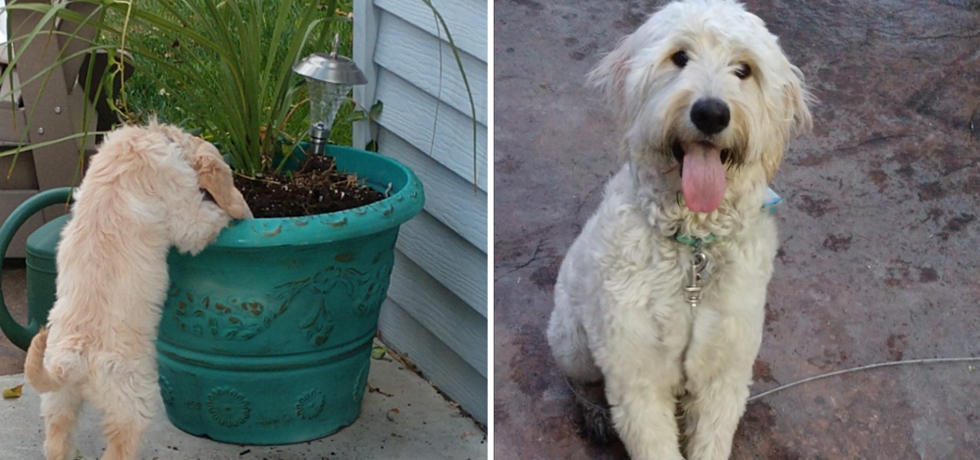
[746,356,980,402]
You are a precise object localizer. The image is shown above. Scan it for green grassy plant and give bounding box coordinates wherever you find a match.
[1,0,477,186]
[3,0,346,177]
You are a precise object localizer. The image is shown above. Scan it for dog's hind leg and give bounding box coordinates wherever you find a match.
[571,380,616,445]
[550,276,618,445]
[99,389,153,460]
[94,361,157,460]
[99,393,153,460]
[40,387,83,460]
[547,281,602,384]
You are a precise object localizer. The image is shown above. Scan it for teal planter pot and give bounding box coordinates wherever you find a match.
[157,146,423,444]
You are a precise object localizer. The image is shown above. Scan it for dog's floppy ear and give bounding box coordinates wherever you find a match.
[587,36,633,115]
[763,64,814,181]
[191,143,253,220]
[588,37,635,161]
[785,65,814,137]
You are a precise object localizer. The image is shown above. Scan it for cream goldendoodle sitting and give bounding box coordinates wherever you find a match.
[547,1,812,459]
[24,121,251,460]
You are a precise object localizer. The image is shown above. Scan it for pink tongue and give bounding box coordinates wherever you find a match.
[681,143,726,213]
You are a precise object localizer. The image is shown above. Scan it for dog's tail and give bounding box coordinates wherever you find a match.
[24,328,76,393]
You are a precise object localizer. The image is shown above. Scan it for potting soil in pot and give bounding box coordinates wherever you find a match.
[234,154,385,218]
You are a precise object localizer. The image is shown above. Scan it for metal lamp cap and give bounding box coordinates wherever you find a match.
[292,35,367,86]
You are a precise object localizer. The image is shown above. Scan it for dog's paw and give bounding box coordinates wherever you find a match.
[573,382,616,445]
[579,402,615,445]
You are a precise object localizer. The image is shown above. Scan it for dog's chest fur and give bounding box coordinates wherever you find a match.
[582,167,778,371]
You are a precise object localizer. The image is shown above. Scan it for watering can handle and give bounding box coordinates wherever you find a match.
[0,187,74,350]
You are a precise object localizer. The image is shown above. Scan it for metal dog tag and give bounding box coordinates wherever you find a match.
[684,241,709,308]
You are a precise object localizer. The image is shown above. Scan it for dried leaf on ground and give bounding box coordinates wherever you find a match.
[388,349,419,373]
[367,383,392,397]
[2,384,23,399]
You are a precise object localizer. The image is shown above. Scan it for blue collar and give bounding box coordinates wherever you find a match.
[674,187,783,247]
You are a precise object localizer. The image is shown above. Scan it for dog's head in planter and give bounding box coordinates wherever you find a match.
[74,119,252,256]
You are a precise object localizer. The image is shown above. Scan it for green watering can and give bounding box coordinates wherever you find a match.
[0,187,73,350]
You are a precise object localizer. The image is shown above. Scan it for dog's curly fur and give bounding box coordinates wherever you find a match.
[546,1,812,459]
[23,121,251,460]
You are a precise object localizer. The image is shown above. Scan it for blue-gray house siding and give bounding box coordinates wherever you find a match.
[353,0,487,424]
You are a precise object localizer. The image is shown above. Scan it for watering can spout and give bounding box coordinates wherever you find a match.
[0,187,74,350]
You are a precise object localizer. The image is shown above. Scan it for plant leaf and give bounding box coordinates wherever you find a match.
[346,110,367,123]
[420,0,479,190]
[370,100,384,119]
[2,384,24,399]
[371,344,387,360]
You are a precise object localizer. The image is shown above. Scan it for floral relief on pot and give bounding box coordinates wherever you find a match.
[352,249,395,317]
[170,289,288,341]
[299,299,335,346]
[207,387,251,427]
[296,389,326,420]
[277,247,395,321]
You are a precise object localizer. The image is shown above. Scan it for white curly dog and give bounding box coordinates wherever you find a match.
[24,121,252,460]
[546,1,812,459]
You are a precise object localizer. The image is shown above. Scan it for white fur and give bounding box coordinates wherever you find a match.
[546,1,812,459]
[24,121,251,460]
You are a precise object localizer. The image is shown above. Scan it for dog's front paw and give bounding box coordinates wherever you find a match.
[174,234,219,256]
[174,240,207,256]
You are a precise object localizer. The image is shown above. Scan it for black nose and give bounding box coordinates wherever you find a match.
[690,98,730,135]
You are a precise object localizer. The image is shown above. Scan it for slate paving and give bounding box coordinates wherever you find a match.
[494,1,980,459]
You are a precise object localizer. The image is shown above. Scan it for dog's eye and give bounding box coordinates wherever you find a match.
[734,62,752,79]
[671,51,689,68]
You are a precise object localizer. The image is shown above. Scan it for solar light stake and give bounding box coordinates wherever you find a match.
[292,34,368,155]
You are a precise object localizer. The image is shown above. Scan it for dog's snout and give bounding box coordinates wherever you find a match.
[690,98,730,135]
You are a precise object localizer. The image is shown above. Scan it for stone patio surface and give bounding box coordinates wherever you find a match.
[0,265,486,460]
[494,1,980,459]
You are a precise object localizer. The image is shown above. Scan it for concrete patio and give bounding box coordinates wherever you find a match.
[494,1,980,459]
[0,263,486,460]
